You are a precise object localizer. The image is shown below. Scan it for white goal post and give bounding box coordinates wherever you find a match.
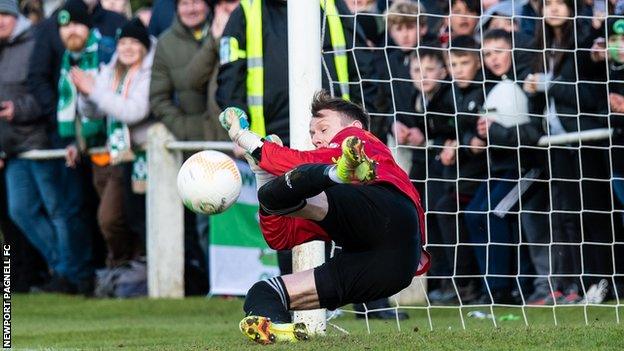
[288,0,327,335]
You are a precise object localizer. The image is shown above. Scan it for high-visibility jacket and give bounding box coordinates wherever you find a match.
[218,0,350,138]
[216,0,377,144]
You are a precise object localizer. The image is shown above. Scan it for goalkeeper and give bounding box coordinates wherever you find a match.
[220,91,429,345]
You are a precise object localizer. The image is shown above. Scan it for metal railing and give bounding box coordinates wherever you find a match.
[16,125,614,298]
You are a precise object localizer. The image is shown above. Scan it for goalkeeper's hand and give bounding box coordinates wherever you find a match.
[244,134,283,190]
[219,107,263,153]
[219,107,249,141]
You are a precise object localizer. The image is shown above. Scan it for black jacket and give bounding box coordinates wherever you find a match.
[448,79,488,194]
[529,35,608,133]
[27,5,126,147]
[483,74,545,175]
[216,0,377,145]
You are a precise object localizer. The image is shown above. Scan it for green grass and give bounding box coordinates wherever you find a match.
[12,294,624,350]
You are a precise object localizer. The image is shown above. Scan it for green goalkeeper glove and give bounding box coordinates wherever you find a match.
[219,107,263,153]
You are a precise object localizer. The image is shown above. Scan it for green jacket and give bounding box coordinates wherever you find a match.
[149,17,213,141]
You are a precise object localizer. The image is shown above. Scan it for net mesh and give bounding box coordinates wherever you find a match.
[321,0,624,331]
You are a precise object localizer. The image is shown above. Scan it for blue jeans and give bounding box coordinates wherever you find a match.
[5,159,92,283]
[464,174,517,293]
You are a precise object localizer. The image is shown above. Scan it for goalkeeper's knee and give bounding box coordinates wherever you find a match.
[258,177,307,216]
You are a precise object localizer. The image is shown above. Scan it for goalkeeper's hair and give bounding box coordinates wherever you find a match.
[311,90,370,130]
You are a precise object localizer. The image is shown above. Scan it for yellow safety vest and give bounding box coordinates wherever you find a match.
[239,0,350,137]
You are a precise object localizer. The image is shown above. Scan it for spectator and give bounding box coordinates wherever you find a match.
[519,0,540,37]
[28,0,126,128]
[0,0,55,292]
[184,0,238,273]
[27,0,126,295]
[407,48,468,304]
[524,0,610,304]
[185,0,238,142]
[465,29,545,304]
[446,0,480,45]
[72,18,155,267]
[20,0,44,24]
[479,0,535,79]
[345,0,383,48]
[149,0,214,295]
[438,35,488,303]
[381,0,429,178]
[27,0,126,289]
[592,16,624,297]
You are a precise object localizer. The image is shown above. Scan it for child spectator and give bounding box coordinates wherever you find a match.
[438,0,479,46]
[408,48,469,303]
[479,0,535,79]
[467,29,548,304]
[382,0,429,177]
[430,36,487,304]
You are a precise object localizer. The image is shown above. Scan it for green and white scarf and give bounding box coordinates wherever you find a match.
[107,68,136,164]
[57,29,105,139]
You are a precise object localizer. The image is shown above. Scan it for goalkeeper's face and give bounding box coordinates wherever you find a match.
[310,109,362,148]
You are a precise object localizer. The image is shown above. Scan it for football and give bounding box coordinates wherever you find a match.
[177,150,242,214]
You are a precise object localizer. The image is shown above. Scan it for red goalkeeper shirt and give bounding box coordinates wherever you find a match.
[257,127,430,275]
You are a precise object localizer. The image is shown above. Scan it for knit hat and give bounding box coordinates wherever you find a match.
[608,17,624,37]
[0,0,19,17]
[118,18,151,51]
[58,0,92,28]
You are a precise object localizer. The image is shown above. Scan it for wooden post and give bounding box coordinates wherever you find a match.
[147,123,184,298]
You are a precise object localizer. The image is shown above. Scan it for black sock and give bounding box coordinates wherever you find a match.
[257,164,334,215]
[243,277,292,323]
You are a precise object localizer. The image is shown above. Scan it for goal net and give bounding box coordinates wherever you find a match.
[319,0,624,331]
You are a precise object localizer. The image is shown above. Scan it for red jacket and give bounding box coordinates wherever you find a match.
[258,127,431,275]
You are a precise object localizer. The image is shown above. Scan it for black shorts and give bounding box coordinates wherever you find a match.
[313,183,421,310]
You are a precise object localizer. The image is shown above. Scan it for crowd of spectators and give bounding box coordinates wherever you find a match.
[0,0,623,306]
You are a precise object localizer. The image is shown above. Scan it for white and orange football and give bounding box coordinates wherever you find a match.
[177,150,242,214]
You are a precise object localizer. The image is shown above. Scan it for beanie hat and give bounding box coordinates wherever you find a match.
[118,17,151,51]
[609,17,624,37]
[58,0,92,28]
[0,0,19,17]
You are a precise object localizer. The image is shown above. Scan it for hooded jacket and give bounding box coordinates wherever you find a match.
[0,16,48,157]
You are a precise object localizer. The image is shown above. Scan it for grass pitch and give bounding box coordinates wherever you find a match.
[13,294,624,350]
